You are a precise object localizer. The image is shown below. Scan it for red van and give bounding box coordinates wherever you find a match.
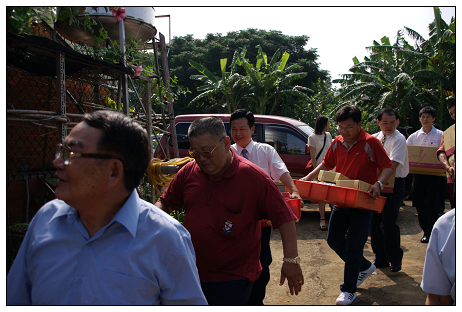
[153,114,315,178]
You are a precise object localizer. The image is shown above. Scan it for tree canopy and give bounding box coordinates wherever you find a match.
[167,28,331,117]
[333,8,455,132]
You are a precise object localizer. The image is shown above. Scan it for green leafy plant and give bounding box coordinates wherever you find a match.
[170,211,185,225]
[7,7,54,35]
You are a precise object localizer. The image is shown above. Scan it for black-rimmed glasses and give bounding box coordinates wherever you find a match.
[188,136,225,159]
[55,143,124,166]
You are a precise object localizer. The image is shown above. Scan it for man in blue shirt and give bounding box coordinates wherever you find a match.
[7,110,207,305]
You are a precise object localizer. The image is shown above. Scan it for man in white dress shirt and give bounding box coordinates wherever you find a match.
[371,108,409,272]
[230,109,300,305]
[406,106,444,243]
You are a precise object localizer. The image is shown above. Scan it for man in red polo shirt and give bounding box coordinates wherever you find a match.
[301,105,393,305]
[155,116,304,305]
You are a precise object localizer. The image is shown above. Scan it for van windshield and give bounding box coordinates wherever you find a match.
[297,125,314,137]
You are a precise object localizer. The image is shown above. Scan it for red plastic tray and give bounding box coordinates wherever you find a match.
[294,180,385,213]
[261,192,302,226]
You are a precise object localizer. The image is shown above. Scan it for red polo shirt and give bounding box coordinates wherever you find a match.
[322,128,393,185]
[159,149,296,283]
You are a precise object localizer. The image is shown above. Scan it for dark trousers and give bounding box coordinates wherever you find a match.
[327,206,374,293]
[247,226,272,305]
[370,178,405,265]
[201,280,254,305]
[449,182,455,208]
[412,174,446,238]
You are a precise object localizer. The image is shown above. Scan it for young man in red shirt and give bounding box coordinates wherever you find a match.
[301,105,393,305]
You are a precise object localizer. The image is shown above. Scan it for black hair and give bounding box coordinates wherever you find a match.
[447,99,455,110]
[419,106,436,118]
[83,110,152,192]
[397,126,407,137]
[230,109,255,129]
[377,107,400,121]
[314,115,329,135]
[188,116,227,141]
[404,125,415,135]
[335,105,362,123]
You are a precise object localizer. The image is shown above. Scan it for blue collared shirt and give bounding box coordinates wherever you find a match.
[7,190,207,305]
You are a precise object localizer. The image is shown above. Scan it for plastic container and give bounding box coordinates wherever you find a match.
[282,192,302,219]
[294,180,385,213]
[261,192,302,226]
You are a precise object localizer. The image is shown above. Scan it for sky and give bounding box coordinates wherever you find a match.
[152,4,455,86]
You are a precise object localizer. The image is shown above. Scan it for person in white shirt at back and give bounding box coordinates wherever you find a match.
[406,106,444,244]
[230,109,300,305]
[307,115,333,231]
[371,108,409,273]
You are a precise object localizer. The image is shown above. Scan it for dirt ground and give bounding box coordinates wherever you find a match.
[263,200,452,305]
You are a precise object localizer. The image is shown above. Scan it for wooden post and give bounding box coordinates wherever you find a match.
[153,35,170,159]
[144,80,155,203]
[160,33,178,158]
[56,52,67,142]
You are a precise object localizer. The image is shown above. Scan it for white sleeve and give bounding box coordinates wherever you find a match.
[389,136,407,166]
[420,214,455,297]
[266,146,289,182]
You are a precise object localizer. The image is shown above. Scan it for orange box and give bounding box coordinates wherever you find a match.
[294,180,385,213]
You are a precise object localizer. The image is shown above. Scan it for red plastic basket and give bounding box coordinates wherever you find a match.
[294,180,385,213]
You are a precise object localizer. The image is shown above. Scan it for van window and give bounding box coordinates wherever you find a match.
[169,123,190,150]
[264,125,306,155]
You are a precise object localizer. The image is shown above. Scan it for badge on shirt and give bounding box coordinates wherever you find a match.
[223,220,233,233]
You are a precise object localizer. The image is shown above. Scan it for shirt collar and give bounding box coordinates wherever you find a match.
[234,139,255,156]
[418,126,437,135]
[112,189,140,237]
[379,129,398,139]
[49,201,73,222]
[49,190,140,238]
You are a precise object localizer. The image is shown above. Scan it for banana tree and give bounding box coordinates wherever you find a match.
[334,7,455,128]
[188,49,247,113]
[237,45,311,114]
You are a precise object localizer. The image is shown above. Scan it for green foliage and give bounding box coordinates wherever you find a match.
[148,75,191,115]
[334,7,455,131]
[7,7,145,68]
[7,7,54,35]
[105,95,135,113]
[168,29,330,116]
[170,211,185,225]
[189,45,312,115]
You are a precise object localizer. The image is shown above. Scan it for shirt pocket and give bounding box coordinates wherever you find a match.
[217,205,247,241]
[96,269,159,305]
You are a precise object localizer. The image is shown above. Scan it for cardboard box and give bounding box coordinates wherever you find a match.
[335,180,372,192]
[408,146,446,177]
[318,170,350,183]
[443,124,455,182]
[380,170,395,193]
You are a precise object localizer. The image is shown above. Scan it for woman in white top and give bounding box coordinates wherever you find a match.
[308,115,332,230]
